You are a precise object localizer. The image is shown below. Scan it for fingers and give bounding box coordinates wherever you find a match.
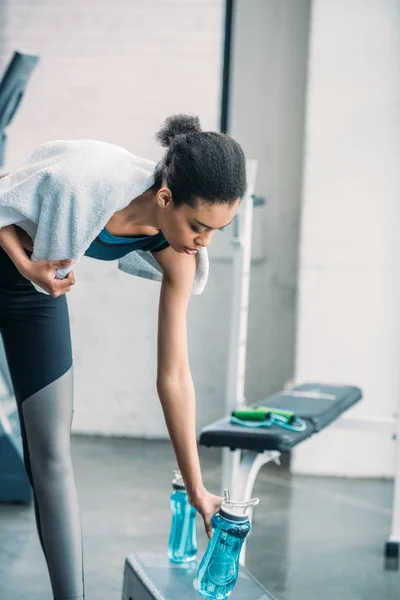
[48,286,71,298]
[48,272,75,297]
[66,270,75,285]
[203,516,213,540]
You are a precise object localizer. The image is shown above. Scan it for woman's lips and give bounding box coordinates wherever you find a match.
[183,247,199,255]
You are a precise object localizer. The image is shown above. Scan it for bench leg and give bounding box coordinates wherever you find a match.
[228,450,280,566]
[221,447,242,496]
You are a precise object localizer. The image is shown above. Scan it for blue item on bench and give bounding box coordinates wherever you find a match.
[230,414,307,432]
[122,552,275,600]
[200,383,362,453]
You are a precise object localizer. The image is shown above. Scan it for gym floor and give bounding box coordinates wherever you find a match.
[0,436,398,600]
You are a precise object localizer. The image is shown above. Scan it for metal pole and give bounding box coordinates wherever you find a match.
[221,160,257,495]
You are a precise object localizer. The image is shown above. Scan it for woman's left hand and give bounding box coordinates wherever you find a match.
[188,486,223,539]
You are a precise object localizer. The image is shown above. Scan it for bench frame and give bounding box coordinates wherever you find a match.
[227,449,280,565]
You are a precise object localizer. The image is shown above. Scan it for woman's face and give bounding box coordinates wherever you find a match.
[158,190,241,255]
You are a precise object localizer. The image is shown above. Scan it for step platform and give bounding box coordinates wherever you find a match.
[122,552,275,600]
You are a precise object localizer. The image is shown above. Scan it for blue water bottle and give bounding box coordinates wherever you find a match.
[167,470,198,563]
[196,490,259,600]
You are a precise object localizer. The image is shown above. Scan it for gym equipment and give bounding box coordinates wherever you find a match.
[232,406,296,422]
[203,384,361,453]
[122,552,274,600]
[200,382,361,567]
[230,406,307,432]
[0,50,39,167]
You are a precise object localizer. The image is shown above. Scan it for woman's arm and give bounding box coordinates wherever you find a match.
[0,225,75,296]
[153,247,222,537]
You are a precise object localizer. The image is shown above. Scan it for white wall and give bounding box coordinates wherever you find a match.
[0,0,226,436]
[293,0,400,477]
[0,0,311,438]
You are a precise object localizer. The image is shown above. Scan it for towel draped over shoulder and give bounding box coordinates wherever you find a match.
[0,140,209,295]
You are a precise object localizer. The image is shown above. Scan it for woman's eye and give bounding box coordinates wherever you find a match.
[190,225,201,233]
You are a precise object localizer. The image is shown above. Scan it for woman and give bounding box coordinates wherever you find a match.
[0,114,247,600]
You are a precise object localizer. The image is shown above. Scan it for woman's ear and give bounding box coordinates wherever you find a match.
[157,187,173,209]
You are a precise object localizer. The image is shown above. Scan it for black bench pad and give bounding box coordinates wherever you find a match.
[199,383,362,453]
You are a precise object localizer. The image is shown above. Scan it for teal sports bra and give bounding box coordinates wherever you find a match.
[85,227,169,261]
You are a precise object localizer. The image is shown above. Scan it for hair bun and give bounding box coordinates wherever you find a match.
[155,114,201,147]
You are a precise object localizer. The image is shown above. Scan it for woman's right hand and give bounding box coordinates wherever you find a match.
[21,258,75,297]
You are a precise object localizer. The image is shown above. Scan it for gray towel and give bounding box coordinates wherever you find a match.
[0,139,209,295]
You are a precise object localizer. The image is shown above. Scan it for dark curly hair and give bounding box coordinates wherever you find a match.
[153,114,247,208]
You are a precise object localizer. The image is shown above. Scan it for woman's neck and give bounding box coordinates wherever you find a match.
[106,188,161,237]
[124,188,160,228]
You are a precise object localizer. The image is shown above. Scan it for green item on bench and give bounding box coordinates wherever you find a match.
[230,405,307,432]
[232,406,295,423]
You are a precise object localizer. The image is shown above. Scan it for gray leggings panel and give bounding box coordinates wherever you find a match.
[22,367,84,600]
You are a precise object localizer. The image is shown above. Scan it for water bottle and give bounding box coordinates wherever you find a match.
[196,490,259,600]
[167,470,198,563]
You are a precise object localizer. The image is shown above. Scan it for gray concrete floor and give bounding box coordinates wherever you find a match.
[0,436,399,600]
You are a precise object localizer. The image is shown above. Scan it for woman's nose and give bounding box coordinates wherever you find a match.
[196,231,213,248]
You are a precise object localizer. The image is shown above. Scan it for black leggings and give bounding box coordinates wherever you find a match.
[0,247,84,600]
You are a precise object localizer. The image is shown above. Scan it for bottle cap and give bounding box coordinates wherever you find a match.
[172,469,186,490]
[219,489,259,523]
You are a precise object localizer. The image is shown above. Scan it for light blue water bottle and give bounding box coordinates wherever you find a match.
[196,490,259,600]
[167,470,198,563]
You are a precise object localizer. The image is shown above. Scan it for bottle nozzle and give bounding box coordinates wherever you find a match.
[220,488,259,520]
[172,469,186,489]
[225,497,259,510]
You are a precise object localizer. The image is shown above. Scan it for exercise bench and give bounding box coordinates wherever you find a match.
[199,382,362,565]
